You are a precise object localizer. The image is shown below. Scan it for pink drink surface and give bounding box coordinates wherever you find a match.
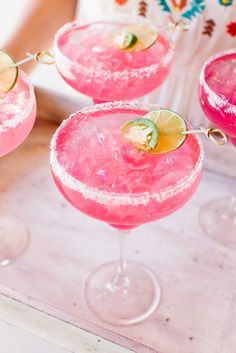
[0,71,36,157]
[199,52,236,139]
[56,22,173,100]
[52,106,203,230]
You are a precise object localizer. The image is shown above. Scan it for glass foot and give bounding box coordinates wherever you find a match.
[0,215,29,266]
[199,198,236,247]
[85,261,161,326]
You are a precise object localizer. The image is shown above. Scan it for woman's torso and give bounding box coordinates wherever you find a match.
[76,0,236,125]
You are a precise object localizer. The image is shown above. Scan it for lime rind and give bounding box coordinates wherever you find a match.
[145,109,187,154]
[0,49,18,94]
[115,31,138,49]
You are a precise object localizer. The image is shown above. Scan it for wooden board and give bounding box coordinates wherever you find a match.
[0,101,236,353]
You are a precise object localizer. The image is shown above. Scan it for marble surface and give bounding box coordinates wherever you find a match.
[0,119,236,353]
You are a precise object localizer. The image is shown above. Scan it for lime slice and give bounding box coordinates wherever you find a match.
[114,30,138,49]
[126,25,158,51]
[114,24,158,51]
[0,50,18,94]
[121,118,158,151]
[145,109,187,154]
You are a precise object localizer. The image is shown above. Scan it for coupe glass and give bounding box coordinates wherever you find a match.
[54,15,174,102]
[0,70,36,265]
[199,49,236,247]
[50,101,203,325]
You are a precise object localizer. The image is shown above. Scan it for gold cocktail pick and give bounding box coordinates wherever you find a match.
[11,51,55,68]
[182,126,228,145]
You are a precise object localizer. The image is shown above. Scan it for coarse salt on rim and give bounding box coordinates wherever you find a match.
[199,48,236,115]
[50,101,204,207]
[54,15,174,81]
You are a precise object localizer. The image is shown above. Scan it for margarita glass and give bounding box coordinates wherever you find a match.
[199,49,236,246]
[50,101,203,325]
[54,16,174,102]
[0,70,36,265]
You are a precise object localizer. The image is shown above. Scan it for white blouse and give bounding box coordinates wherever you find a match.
[76,0,236,126]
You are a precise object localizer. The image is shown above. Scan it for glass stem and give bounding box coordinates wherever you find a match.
[118,230,128,276]
[113,230,130,289]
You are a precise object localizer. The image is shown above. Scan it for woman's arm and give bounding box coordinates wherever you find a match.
[5,0,77,72]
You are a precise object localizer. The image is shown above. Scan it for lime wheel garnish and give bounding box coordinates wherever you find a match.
[0,49,18,94]
[145,109,187,154]
[113,24,158,51]
[121,109,187,154]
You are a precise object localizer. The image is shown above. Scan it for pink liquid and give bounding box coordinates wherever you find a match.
[0,71,36,157]
[199,51,236,142]
[51,104,203,230]
[55,21,173,101]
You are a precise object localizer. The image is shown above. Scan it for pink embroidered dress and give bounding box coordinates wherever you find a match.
[76,0,236,126]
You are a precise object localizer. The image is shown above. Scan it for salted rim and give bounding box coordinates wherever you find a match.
[0,70,35,133]
[53,15,174,80]
[199,48,236,115]
[50,101,204,207]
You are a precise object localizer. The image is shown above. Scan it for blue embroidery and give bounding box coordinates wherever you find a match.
[158,0,171,12]
[182,0,206,20]
[157,0,206,20]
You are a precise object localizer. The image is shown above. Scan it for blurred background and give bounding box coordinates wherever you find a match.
[0,1,25,46]
[0,1,67,352]
[0,0,65,94]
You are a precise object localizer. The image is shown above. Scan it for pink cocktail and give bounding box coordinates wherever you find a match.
[199,49,236,144]
[199,49,236,246]
[50,101,203,325]
[0,71,36,157]
[0,70,36,265]
[54,18,174,101]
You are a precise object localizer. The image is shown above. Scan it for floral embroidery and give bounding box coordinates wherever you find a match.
[202,19,216,36]
[138,1,148,16]
[227,21,236,36]
[182,0,206,19]
[115,0,128,5]
[157,0,206,20]
[158,0,171,12]
[219,0,234,6]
